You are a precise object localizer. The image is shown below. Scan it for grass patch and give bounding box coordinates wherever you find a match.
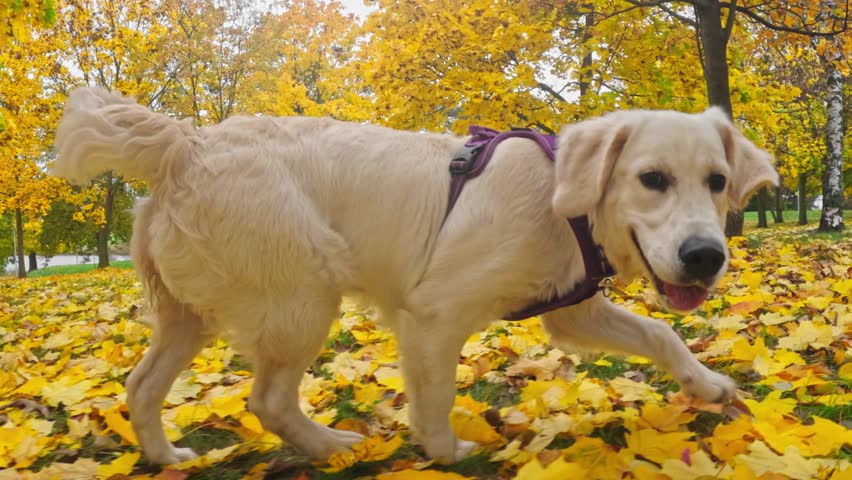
[326,330,357,351]
[547,435,576,450]
[796,404,852,425]
[576,356,630,381]
[433,451,501,478]
[460,379,520,409]
[333,385,365,422]
[175,425,243,455]
[688,411,726,437]
[228,355,253,373]
[590,424,628,448]
[25,260,134,278]
[742,209,852,228]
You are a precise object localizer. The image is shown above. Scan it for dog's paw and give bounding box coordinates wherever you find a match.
[297,425,365,459]
[681,368,737,404]
[146,445,198,465]
[171,447,200,463]
[423,433,478,464]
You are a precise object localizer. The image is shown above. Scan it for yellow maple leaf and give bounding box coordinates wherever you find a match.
[210,394,246,418]
[454,395,490,415]
[832,279,852,298]
[735,441,817,480]
[739,270,764,291]
[609,377,661,403]
[778,320,837,350]
[325,434,404,472]
[709,416,755,461]
[103,406,138,445]
[378,470,471,479]
[661,449,732,479]
[521,379,579,413]
[96,451,140,477]
[744,390,796,421]
[639,403,697,432]
[165,372,203,405]
[373,366,404,392]
[41,377,93,407]
[514,456,587,479]
[450,404,504,446]
[172,403,213,428]
[625,428,696,465]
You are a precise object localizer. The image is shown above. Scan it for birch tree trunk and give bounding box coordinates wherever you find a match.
[819,61,845,232]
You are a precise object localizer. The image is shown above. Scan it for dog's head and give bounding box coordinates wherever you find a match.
[552,107,778,312]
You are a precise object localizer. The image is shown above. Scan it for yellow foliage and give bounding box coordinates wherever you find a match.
[0,202,848,479]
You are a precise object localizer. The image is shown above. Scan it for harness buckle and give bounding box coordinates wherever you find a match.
[449,144,483,175]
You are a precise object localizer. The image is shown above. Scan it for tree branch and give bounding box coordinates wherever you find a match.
[622,0,685,6]
[658,4,697,27]
[536,82,568,103]
[725,2,849,37]
[722,0,736,45]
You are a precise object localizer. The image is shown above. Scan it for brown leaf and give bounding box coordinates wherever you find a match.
[335,418,370,436]
[154,469,190,480]
[536,448,563,467]
[0,398,50,417]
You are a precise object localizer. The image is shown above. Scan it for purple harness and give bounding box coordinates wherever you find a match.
[446,125,614,321]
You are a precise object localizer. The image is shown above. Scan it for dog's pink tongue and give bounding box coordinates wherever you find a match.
[663,283,709,311]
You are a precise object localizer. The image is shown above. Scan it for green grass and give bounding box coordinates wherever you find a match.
[743,209,852,228]
[460,379,520,409]
[24,260,134,278]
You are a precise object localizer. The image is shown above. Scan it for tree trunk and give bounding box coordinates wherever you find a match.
[694,3,734,116]
[756,187,769,228]
[818,61,845,231]
[578,10,594,102]
[774,181,784,224]
[694,2,741,236]
[14,209,25,279]
[28,251,38,271]
[798,173,808,225]
[97,173,117,269]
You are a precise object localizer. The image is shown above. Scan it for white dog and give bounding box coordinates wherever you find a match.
[52,87,777,465]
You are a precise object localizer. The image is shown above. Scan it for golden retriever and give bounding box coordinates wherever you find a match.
[52,87,778,464]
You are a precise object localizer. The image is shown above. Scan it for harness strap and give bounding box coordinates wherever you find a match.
[445,125,615,321]
[447,126,557,216]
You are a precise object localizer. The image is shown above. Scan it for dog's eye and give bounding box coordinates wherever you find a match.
[639,171,668,192]
[708,174,726,193]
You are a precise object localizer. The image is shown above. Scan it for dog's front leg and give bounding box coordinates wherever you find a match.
[396,309,478,463]
[542,294,736,403]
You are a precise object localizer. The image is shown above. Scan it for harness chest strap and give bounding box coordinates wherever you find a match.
[444,125,615,321]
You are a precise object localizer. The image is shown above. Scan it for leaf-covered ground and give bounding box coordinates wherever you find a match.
[1,224,850,480]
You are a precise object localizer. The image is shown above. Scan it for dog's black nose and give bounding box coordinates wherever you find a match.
[679,236,726,281]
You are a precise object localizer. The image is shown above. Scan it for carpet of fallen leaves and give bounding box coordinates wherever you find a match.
[0,224,850,480]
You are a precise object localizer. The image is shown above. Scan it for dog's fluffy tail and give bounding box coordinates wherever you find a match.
[53,87,196,186]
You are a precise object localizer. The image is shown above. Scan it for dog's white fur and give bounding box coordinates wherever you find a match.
[52,87,778,464]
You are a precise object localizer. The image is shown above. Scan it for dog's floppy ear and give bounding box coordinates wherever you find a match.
[552,112,634,218]
[704,106,779,210]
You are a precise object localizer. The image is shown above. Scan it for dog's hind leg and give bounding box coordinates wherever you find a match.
[247,292,364,459]
[125,292,211,464]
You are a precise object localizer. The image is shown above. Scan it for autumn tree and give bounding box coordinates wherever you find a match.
[359,0,562,133]
[249,0,368,120]
[157,0,280,124]
[0,25,68,278]
[52,0,172,268]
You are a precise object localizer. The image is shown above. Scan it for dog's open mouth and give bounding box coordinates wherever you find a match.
[631,231,709,311]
